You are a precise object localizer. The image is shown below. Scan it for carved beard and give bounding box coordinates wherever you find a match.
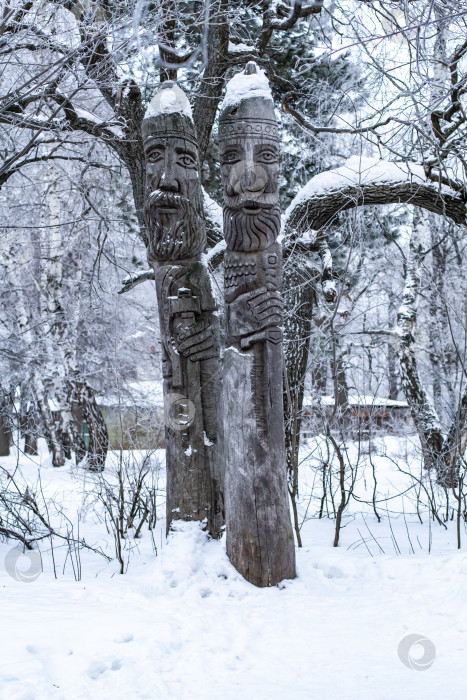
[145,191,206,261]
[223,203,281,252]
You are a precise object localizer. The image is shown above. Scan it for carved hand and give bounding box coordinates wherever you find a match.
[228,286,283,340]
[176,318,219,362]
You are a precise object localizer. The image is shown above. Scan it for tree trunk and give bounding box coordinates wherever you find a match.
[192,0,230,164]
[33,378,65,466]
[387,293,399,400]
[75,382,108,471]
[24,414,38,456]
[0,395,12,457]
[427,214,454,417]
[282,252,317,477]
[4,248,66,466]
[396,209,457,487]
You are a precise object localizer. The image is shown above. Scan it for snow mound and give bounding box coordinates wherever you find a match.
[148,521,236,592]
[221,63,273,110]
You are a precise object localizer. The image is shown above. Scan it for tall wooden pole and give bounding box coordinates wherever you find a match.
[219,63,296,585]
[142,83,223,536]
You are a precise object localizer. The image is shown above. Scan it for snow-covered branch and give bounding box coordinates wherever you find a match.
[282,92,396,135]
[118,269,155,295]
[285,157,467,233]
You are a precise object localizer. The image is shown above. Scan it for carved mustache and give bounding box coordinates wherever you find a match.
[147,190,190,209]
[223,193,279,209]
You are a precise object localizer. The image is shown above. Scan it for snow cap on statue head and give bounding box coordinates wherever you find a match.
[219,62,279,144]
[142,82,198,148]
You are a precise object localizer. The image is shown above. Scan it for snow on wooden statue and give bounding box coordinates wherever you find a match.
[142,82,223,536]
[219,62,296,586]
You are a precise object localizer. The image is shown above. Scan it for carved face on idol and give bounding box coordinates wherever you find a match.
[144,131,206,262]
[220,137,281,252]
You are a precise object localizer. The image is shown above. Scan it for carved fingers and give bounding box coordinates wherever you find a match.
[229,287,283,340]
[176,320,219,361]
[246,287,283,327]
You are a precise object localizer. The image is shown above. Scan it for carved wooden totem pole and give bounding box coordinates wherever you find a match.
[219,63,296,586]
[143,83,223,536]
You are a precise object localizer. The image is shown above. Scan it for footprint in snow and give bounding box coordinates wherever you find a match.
[88,659,123,679]
[114,633,134,644]
[87,662,107,680]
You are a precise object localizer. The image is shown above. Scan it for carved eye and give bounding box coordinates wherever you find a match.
[178,153,197,168]
[146,149,163,163]
[257,150,277,163]
[222,151,240,164]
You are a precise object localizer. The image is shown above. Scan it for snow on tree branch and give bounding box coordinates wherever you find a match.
[284,156,467,233]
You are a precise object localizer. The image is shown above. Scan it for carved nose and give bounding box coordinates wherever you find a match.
[159,162,180,192]
[159,171,179,192]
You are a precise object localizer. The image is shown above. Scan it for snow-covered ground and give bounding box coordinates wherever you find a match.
[1,436,466,699]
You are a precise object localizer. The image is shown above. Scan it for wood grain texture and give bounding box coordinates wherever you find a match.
[224,349,295,585]
[220,63,296,586]
[143,85,223,536]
